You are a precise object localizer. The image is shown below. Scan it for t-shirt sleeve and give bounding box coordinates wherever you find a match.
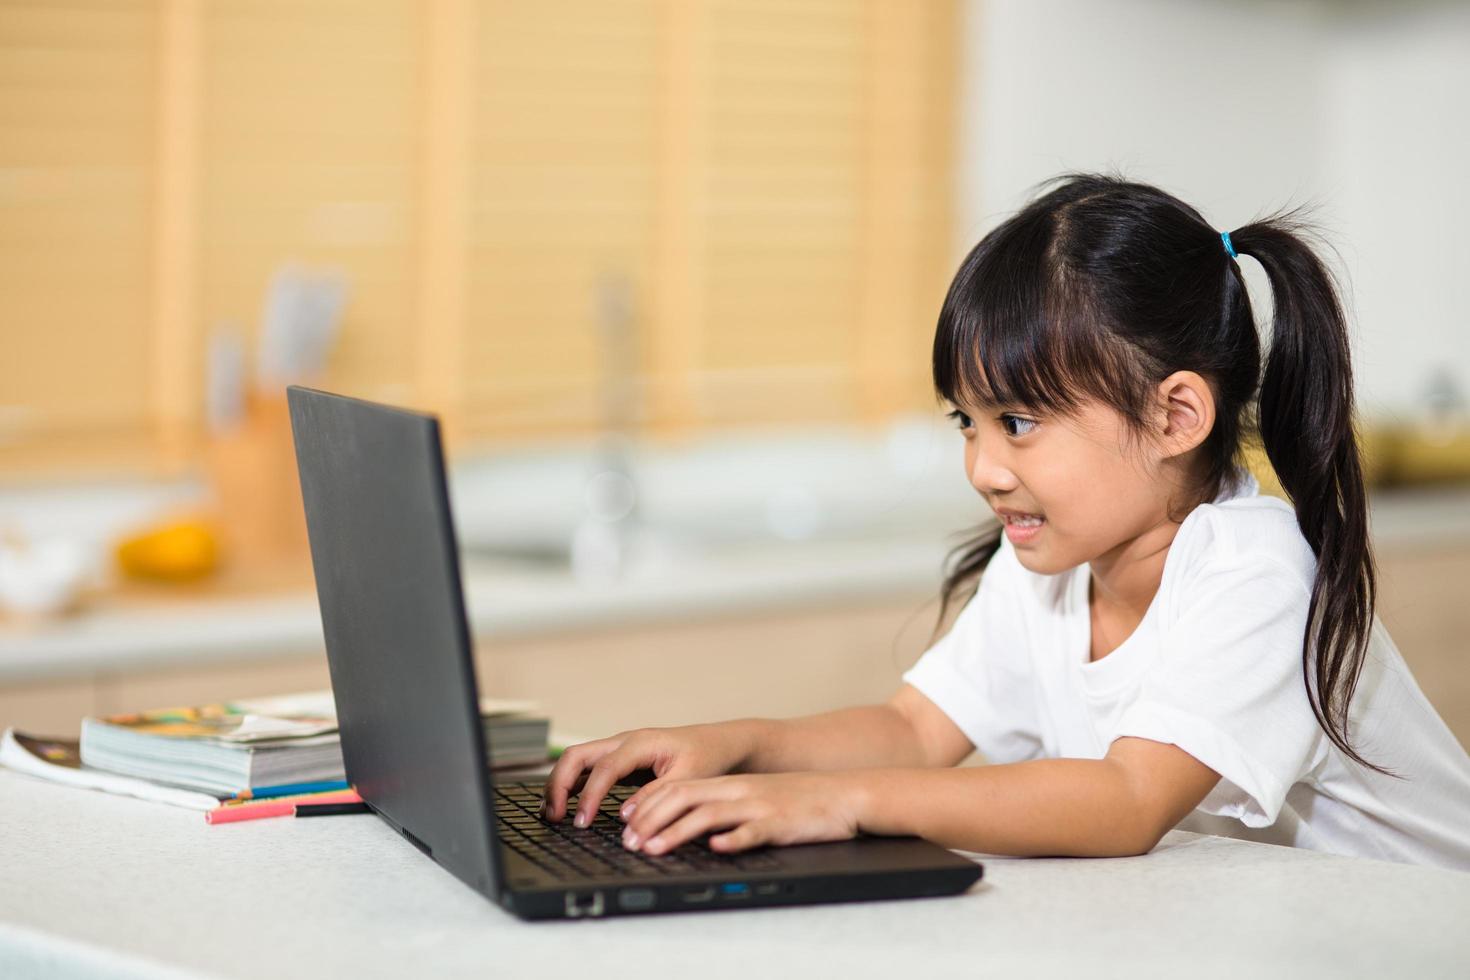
[1111,554,1326,828]
[900,539,1045,765]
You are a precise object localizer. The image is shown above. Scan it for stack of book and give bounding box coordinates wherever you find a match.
[1,690,551,811]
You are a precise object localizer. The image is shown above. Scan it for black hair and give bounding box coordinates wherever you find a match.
[931,170,1394,778]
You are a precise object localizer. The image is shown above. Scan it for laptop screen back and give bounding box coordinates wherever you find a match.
[287,385,499,899]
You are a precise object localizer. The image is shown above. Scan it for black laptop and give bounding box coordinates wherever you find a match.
[286,385,982,920]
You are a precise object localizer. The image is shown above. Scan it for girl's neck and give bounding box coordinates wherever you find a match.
[1086,517,1181,622]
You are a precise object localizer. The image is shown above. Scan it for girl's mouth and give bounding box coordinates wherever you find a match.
[1001,512,1045,545]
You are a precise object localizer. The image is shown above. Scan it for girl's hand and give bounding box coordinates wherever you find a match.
[619,771,867,855]
[541,722,758,828]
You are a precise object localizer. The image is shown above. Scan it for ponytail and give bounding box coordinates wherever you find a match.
[1230,210,1398,779]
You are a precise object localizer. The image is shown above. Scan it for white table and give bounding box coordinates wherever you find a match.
[2,770,1468,980]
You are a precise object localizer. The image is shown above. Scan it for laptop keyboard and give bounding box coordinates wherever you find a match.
[494,782,783,881]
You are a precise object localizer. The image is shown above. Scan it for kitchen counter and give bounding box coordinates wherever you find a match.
[2,483,1470,687]
[0,531,951,685]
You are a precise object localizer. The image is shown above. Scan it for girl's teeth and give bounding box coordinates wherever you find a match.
[1009,515,1044,526]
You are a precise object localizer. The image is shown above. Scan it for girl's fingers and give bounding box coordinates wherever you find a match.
[616,775,671,821]
[620,780,692,841]
[618,787,645,821]
[624,777,738,845]
[571,747,645,828]
[632,801,749,855]
[616,764,693,820]
[541,740,615,820]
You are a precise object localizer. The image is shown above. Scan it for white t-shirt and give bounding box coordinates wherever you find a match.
[902,471,1470,871]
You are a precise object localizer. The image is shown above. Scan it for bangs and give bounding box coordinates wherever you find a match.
[932,212,1147,423]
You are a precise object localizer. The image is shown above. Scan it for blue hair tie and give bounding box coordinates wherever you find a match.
[1220,231,1237,258]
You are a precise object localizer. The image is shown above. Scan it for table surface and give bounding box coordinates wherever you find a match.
[2,771,1469,980]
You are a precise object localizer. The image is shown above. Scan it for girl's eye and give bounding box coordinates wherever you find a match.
[1000,414,1037,437]
[946,409,973,431]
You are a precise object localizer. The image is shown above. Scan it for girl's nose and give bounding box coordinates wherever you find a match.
[968,442,1018,496]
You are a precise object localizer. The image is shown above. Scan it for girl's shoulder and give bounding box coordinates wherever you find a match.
[1170,490,1317,596]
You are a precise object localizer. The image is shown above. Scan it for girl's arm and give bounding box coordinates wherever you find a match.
[854,736,1223,857]
[734,684,976,774]
[620,735,1222,859]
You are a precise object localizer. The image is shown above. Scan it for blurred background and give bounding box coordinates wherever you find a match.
[1,0,1467,753]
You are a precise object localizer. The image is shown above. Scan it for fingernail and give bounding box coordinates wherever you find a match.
[645,836,663,854]
[621,801,637,819]
[574,811,588,828]
[623,830,639,849]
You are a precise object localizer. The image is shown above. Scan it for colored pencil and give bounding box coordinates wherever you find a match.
[221,786,357,808]
[230,779,350,801]
[206,789,361,825]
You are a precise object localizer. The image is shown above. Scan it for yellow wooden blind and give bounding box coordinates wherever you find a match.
[458,0,959,441]
[463,0,661,437]
[699,0,869,426]
[200,0,421,406]
[0,1,160,472]
[0,0,959,474]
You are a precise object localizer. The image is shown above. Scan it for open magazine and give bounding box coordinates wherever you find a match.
[0,728,224,810]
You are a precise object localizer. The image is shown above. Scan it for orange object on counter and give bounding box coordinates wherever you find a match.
[115,519,222,582]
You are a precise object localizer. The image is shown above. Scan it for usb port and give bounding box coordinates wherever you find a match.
[720,882,750,898]
[681,885,715,903]
[754,882,780,896]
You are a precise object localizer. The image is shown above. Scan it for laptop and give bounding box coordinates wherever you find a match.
[286,385,983,920]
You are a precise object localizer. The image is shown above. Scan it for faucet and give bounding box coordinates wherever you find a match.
[570,273,642,583]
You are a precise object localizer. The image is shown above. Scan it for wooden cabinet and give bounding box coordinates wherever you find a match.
[1373,544,1470,754]
[0,594,941,740]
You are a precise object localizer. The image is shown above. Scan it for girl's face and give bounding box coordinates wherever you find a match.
[949,380,1205,577]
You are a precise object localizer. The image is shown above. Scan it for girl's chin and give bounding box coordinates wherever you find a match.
[1010,540,1077,576]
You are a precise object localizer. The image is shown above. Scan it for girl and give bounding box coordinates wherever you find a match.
[541,172,1470,871]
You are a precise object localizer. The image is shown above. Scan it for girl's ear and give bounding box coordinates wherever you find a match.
[1154,370,1215,458]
